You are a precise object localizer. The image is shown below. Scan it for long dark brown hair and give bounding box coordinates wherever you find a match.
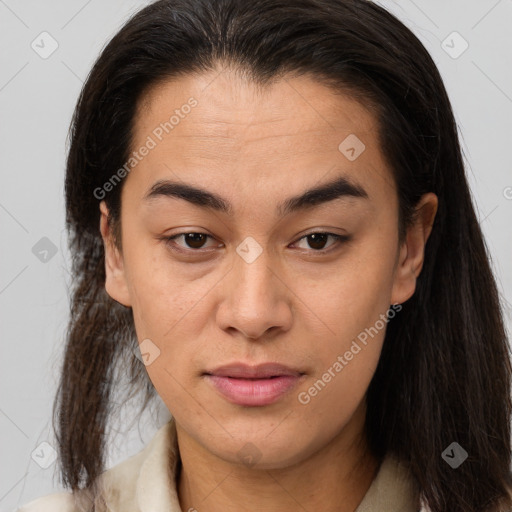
[55,0,512,510]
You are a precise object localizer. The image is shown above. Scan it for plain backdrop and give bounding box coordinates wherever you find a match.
[1,1,511,510]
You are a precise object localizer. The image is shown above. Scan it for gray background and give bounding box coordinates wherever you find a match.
[1,1,511,510]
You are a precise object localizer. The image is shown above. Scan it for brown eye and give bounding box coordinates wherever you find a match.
[293,232,350,252]
[305,233,329,250]
[164,232,220,252]
[181,233,208,249]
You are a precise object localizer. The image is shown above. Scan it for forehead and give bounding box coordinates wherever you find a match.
[136,68,378,148]
[125,68,395,211]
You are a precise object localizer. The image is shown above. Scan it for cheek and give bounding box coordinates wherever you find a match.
[122,237,207,330]
[122,240,237,400]
[294,343,382,454]
[309,229,398,346]
[295,295,389,437]
[295,229,397,402]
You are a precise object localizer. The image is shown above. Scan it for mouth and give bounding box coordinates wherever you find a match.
[204,362,303,378]
[203,362,305,406]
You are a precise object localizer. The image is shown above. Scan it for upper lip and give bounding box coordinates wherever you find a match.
[204,362,303,379]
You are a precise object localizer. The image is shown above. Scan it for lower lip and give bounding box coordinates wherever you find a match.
[205,375,301,406]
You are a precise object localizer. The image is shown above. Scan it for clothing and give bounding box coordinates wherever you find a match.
[18,416,423,512]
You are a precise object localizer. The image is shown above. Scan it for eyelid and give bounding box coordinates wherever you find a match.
[163,232,222,252]
[291,232,350,253]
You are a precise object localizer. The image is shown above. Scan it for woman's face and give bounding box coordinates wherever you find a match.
[100,67,436,469]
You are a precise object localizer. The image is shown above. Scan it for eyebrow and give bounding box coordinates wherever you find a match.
[143,173,369,217]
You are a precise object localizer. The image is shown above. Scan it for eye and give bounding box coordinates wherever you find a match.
[163,232,222,252]
[292,232,350,252]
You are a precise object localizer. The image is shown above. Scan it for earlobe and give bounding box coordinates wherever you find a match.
[390,193,438,305]
[99,201,132,307]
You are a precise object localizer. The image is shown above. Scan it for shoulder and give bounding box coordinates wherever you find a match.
[15,448,148,512]
[16,420,177,512]
[16,492,76,512]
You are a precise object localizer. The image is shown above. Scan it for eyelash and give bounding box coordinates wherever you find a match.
[161,231,351,255]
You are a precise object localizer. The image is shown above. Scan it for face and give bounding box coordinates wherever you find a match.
[100,66,436,469]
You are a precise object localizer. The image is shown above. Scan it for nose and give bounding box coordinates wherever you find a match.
[215,242,293,341]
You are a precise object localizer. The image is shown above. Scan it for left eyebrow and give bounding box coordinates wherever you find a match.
[143,173,369,217]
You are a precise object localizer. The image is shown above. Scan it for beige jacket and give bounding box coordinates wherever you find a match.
[18,417,424,512]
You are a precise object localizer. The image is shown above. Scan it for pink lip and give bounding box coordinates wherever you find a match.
[204,363,304,406]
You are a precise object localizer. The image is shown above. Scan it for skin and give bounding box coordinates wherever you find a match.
[99,66,437,512]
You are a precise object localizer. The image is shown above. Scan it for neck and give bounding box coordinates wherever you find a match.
[176,405,379,512]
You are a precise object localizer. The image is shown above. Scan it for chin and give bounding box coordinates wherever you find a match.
[204,420,322,470]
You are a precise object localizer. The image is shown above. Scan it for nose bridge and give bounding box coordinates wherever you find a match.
[233,238,276,302]
[218,237,292,339]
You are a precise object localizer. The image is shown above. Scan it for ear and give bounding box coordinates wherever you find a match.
[390,192,438,305]
[99,201,132,307]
